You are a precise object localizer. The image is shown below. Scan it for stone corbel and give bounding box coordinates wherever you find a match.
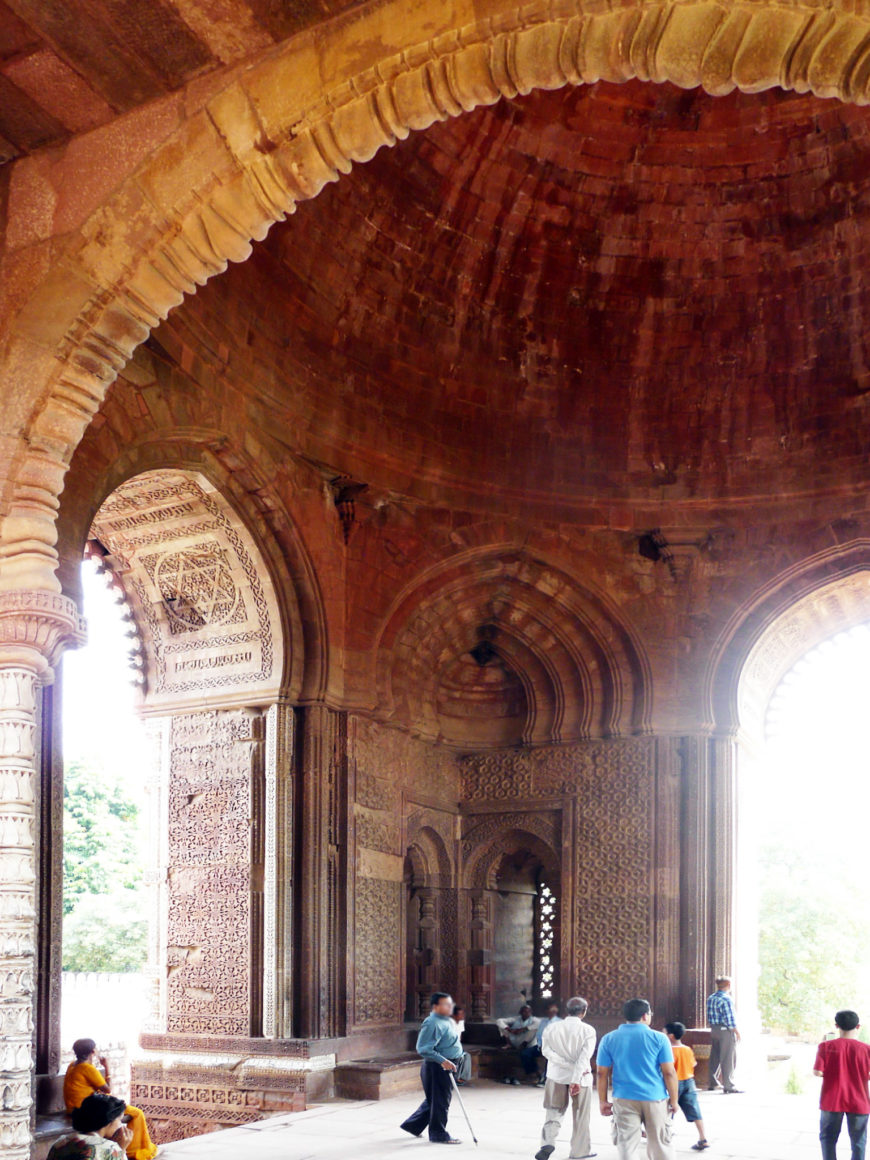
[0,590,86,679]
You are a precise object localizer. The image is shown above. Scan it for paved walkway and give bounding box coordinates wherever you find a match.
[160,1079,825,1160]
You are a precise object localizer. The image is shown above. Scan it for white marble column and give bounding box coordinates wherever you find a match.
[0,592,84,1158]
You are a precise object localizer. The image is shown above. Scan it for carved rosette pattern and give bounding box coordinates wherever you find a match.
[0,593,84,1157]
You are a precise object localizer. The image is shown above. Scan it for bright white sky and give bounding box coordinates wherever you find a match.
[763,621,870,838]
[62,560,149,798]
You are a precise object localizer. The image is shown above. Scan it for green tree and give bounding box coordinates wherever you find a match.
[63,759,142,915]
[63,759,146,972]
[63,890,148,973]
[758,841,870,1038]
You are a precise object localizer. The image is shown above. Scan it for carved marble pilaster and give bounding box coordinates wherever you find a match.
[0,591,84,1157]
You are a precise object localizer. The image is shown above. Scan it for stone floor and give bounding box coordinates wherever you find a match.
[159,1080,825,1160]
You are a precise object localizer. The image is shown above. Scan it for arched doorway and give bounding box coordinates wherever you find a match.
[711,556,870,1035]
[490,848,560,1015]
[463,823,563,1022]
[39,465,330,1141]
[404,821,455,1022]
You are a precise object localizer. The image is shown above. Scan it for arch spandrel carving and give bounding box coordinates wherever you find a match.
[89,468,285,711]
[461,813,562,890]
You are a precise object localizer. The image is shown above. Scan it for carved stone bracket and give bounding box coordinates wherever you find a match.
[0,591,86,678]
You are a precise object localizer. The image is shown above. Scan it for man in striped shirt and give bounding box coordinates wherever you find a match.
[706,976,743,1094]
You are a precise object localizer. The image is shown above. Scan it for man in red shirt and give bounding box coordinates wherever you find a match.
[814,1010,870,1160]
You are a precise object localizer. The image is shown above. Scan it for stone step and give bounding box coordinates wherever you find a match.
[334,1050,481,1101]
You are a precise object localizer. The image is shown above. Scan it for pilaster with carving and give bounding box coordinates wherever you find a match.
[296,705,347,1039]
[676,735,711,1028]
[0,591,84,1157]
[710,735,738,984]
[263,703,295,1038]
[142,718,170,1033]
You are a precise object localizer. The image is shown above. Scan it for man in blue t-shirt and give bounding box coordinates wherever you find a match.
[596,998,679,1160]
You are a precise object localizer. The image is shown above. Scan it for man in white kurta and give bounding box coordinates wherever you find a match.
[536,997,598,1160]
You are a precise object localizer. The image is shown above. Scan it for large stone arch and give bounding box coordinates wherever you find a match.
[5,0,870,593]
[701,540,870,1027]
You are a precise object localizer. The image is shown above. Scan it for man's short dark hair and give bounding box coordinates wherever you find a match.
[430,991,451,1008]
[665,1021,686,1040]
[72,1038,96,1062]
[715,976,731,988]
[836,1010,860,1031]
[566,997,588,1017]
[623,998,651,1023]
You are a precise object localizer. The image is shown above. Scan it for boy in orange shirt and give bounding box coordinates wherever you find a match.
[665,1022,709,1152]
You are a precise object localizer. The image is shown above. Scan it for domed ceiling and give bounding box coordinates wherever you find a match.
[161,79,870,513]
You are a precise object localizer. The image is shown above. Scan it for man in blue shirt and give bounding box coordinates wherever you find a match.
[596,998,678,1160]
[400,992,466,1144]
[705,976,742,1093]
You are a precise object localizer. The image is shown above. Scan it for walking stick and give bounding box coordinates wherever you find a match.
[449,1070,479,1146]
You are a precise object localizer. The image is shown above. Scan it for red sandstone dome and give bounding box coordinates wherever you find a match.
[156,80,870,515]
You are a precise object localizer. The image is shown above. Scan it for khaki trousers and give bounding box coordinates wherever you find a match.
[612,1098,675,1160]
[541,1080,593,1158]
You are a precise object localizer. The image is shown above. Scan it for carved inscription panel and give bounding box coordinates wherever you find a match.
[91,470,282,707]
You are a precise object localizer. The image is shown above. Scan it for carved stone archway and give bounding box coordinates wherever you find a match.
[6,0,870,594]
[705,542,870,1025]
[404,822,455,1021]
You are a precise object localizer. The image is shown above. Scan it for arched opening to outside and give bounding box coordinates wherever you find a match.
[43,464,292,1137]
[758,624,870,1039]
[60,554,150,1062]
[731,568,870,1085]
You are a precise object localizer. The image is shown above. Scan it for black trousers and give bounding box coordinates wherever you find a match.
[400,1060,454,1141]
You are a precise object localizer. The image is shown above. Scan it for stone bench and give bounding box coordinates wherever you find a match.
[33,1115,70,1160]
[334,1049,481,1101]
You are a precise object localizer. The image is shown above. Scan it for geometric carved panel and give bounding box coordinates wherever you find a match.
[460,738,656,1015]
[354,877,402,1025]
[91,470,282,708]
[166,709,254,1035]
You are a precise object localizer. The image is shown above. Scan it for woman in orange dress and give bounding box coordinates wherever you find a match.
[64,1039,159,1160]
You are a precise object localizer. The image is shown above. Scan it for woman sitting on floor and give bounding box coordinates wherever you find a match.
[63,1039,159,1160]
[48,1092,131,1159]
